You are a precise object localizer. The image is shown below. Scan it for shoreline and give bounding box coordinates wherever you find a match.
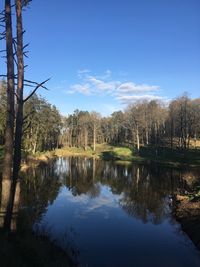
[173,195,200,250]
[1,144,200,170]
[20,145,200,170]
[0,230,77,267]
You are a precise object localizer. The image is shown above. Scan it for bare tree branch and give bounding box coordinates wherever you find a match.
[23,78,50,103]
[22,43,29,50]
[24,78,50,90]
[23,110,35,122]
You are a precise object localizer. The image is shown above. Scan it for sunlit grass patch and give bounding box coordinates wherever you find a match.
[113,147,132,157]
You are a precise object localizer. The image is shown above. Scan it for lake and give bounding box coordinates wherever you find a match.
[2,157,200,267]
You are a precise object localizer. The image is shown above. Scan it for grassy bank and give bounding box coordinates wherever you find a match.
[139,146,200,168]
[54,144,136,161]
[51,144,200,168]
[1,144,200,169]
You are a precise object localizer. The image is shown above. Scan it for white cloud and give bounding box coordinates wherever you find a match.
[87,76,119,91]
[66,70,165,106]
[117,82,160,94]
[68,83,91,95]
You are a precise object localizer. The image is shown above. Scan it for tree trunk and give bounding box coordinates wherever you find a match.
[145,126,149,145]
[2,0,15,181]
[92,157,96,182]
[136,126,140,151]
[0,179,11,228]
[33,126,39,154]
[13,0,24,181]
[170,117,173,149]
[93,124,96,151]
[0,178,20,231]
[194,132,197,149]
[84,128,88,150]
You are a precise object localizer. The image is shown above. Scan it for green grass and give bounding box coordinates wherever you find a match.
[1,143,200,169]
[53,144,200,168]
[54,144,135,162]
[101,146,134,161]
[139,146,200,167]
[54,143,114,158]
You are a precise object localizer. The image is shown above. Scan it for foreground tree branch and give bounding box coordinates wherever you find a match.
[23,78,50,103]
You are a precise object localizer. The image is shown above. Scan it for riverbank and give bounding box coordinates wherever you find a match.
[1,144,200,170]
[21,144,135,169]
[0,230,77,267]
[174,195,200,250]
[29,144,200,168]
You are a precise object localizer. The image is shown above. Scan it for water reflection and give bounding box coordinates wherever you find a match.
[60,157,196,224]
[20,162,63,227]
[23,157,200,267]
[1,157,200,267]
[0,179,20,232]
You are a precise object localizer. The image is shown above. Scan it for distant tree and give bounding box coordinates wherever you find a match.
[23,95,62,153]
[90,112,101,151]
[168,95,192,149]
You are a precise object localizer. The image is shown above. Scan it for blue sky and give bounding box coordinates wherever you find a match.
[1,0,200,116]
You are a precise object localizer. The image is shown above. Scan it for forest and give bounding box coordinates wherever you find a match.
[1,80,200,155]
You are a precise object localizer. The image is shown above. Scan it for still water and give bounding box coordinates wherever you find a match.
[10,158,200,266]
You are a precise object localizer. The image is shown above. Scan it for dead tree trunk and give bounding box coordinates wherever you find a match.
[13,0,24,181]
[2,0,15,181]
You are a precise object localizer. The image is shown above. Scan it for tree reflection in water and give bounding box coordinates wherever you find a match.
[1,157,200,267]
[62,157,199,224]
[0,160,63,232]
[1,158,199,230]
[0,179,20,231]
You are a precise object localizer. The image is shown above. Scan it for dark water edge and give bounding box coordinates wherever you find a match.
[1,157,200,267]
[174,198,200,251]
[0,230,76,267]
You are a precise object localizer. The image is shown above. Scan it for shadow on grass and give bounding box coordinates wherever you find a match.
[100,143,200,167]
[101,150,119,160]
[139,146,200,167]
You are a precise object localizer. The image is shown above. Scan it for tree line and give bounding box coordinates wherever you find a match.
[0,81,61,153]
[1,80,200,154]
[61,94,200,151]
